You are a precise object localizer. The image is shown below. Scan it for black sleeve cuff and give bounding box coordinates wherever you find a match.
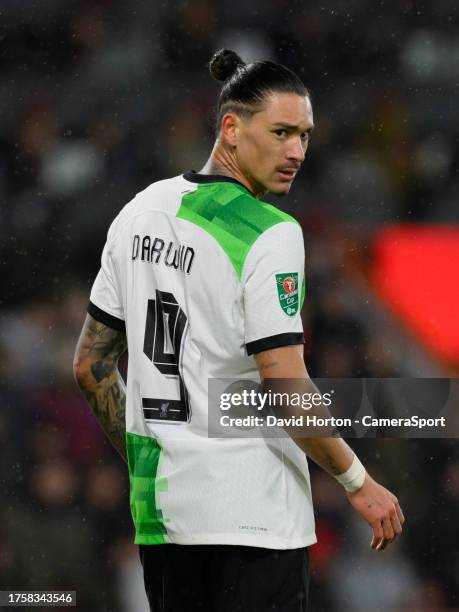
[246,332,304,356]
[87,301,126,333]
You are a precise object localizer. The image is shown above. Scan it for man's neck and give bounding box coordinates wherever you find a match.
[199,142,266,199]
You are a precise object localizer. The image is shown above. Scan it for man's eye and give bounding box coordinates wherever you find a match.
[274,129,288,137]
[301,132,309,141]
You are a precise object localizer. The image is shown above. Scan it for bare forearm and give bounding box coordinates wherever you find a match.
[256,346,355,477]
[76,366,127,462]
[294,435,354,476]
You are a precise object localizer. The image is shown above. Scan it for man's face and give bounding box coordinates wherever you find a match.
[232,92,314,196]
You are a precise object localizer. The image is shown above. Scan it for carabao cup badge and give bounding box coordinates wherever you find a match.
[275,272,299,316]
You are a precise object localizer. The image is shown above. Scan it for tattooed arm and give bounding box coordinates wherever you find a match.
[73,314,128,462]
[255,344,404,551]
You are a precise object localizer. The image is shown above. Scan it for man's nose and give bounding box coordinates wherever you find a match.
[287,136,306,163]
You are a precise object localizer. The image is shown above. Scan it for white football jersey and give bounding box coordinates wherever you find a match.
[89,172,316,549]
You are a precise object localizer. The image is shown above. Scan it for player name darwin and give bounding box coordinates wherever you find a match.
[132,234,195,274]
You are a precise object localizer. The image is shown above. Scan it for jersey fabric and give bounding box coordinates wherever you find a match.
[88,172,316,550]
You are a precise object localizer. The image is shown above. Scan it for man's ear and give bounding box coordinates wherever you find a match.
[220,113,240,147]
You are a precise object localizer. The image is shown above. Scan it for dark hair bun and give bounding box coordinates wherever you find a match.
[209,49,245,82]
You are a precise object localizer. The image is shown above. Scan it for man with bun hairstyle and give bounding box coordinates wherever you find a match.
[74,49,404,611]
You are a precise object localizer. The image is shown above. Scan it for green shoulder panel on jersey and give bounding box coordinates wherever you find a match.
[177,182,300,279]
[300,276,306,310]
[126,431,170,544]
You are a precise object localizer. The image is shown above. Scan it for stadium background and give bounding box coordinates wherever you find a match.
[1,1,458,610]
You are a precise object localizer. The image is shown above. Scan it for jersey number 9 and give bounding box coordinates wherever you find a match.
[142,290,191,423]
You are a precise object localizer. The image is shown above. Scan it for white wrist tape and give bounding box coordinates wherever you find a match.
[334,454,366,492]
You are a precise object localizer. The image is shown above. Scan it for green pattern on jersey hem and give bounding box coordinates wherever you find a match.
[177,182,299,279]
[126,431,169,545]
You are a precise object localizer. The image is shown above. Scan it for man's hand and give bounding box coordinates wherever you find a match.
[346,472,405,551]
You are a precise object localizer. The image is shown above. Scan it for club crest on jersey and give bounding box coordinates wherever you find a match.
[275,273,299,317]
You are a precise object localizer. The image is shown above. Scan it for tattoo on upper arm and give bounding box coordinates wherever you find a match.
[255,345,306,380]
[91,361,112,383]
[74,315,128,461]
[260,360,279,375]
[80,315,127,360]
[255,350,279,379]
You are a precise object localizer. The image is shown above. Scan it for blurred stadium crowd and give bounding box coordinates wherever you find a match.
[1,1,458,610]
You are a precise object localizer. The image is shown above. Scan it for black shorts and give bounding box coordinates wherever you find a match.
[139,543,310,612]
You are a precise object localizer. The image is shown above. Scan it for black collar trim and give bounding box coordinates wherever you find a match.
[183,171,252,194]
